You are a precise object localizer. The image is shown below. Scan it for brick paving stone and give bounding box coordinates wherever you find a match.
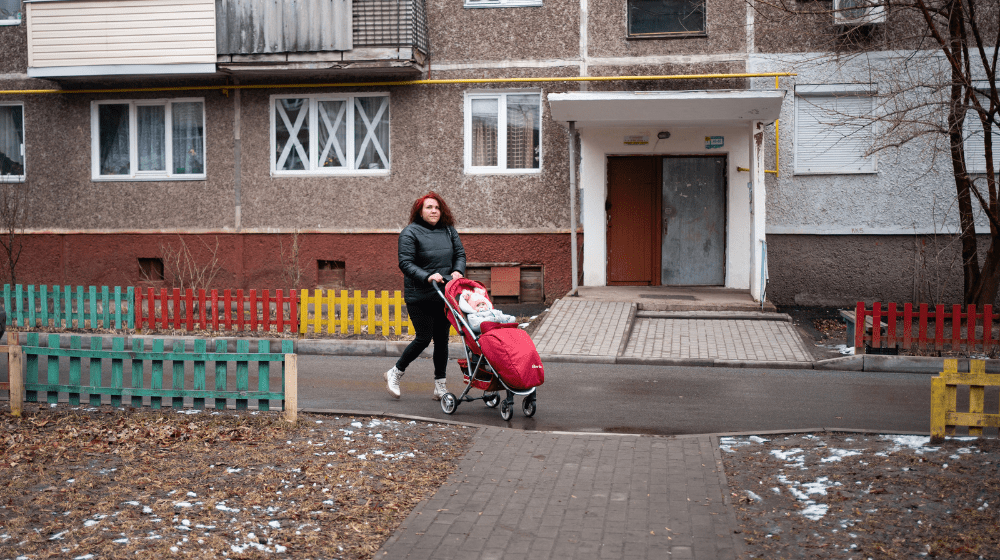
[376,430,743,560]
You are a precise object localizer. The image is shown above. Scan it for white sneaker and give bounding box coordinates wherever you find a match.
[384,366,403,399]
[432,378,448,401]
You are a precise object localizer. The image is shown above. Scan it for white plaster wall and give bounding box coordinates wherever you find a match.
[748,52,991,236]
[579,125,754,288]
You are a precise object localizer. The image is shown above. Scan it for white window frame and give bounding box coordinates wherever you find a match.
[90,98,207,181]
[270,93,391,177]
[0,0,21,26]
[0,102,25,183]
[794,84,877,175]
[464,91,543,175]
[465,0,542,8]
[963,82,1000,175]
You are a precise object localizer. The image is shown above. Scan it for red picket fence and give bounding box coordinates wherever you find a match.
[854,302,998,353]
[135,288,299,334]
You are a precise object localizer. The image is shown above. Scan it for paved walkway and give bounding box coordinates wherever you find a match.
[622,317,812,362]
[533,299,813,365]
[531,299,635,358]
[377,429,741,560]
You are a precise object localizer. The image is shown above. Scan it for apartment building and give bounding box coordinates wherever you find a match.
[0,0,992,306]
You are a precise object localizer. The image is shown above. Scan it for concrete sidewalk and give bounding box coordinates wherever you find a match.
[375,428,741,560]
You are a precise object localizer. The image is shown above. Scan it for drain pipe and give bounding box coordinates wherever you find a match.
[569,121,579,297]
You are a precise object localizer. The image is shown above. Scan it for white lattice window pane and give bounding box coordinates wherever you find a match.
[172,102,204,175]
[0,105,24,177]
[276,98,310,171]
[318,100,348,168]
[99,104,131,176]
[354,97,389,170]
[137,105,166,172]
[506,94,540,169]
[472,99,498,167]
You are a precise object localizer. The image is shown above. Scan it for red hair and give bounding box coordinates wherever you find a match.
[409,192,456,227]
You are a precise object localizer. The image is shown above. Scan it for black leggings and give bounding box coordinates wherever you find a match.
[396,299,450,379]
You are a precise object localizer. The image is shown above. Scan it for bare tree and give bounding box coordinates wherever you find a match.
[754,0,999,303]
[0,179,28,286]
[159,235,223,292]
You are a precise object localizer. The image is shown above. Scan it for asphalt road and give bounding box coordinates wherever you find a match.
[297,355,938,435]
[3,350,947,435]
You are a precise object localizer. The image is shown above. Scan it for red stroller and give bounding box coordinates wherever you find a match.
[434,278,544,420]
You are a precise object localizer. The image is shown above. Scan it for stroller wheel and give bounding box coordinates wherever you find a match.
[441,393,458,415]
[499,399,513,421]
[484,392,500,408]
[521,396,536,418]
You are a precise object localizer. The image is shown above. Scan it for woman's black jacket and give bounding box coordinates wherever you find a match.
[398,217,466,303]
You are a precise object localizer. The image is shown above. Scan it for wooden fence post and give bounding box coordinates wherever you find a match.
[8,337,22,417]
[283,353,298,423]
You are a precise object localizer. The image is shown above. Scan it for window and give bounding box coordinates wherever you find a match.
[0,0,21,25]
[794,85,876,174]
[271,94,390,175]
[964,85,1000,175]
[91,99,205,181]
[627,0,706,38]
[465,0,542,8]
[0,104,24,182]
[464,92,541,174]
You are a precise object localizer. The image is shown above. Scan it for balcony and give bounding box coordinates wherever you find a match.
[216,0,428,77]
[25,0,428,80]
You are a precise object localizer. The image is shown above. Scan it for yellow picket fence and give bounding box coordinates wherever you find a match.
[930,359,1000,439]
[299,289,416,335]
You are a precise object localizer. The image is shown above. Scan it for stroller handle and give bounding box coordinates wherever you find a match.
[433,279,477,338]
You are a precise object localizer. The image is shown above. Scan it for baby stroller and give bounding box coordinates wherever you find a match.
[433,278,544,420]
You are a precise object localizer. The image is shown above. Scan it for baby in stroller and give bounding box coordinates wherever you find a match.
[458,287,517,333]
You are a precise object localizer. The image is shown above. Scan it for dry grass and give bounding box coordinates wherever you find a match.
[0,405,477,559]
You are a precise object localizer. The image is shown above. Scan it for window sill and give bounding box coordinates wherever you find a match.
[0,19,21,26]
[92,175,207,182]
[464,3,543,7]
[465,168,542,175]
[0,176,25,183]
[792,169,878,176]
[626,32,707,40]
[271,170,391,178]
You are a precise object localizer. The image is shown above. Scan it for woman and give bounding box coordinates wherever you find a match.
[384,192,466,400]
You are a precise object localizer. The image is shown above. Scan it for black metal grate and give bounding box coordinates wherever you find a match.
[353,0,428,54]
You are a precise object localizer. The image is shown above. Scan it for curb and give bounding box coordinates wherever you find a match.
[2,332,986,374]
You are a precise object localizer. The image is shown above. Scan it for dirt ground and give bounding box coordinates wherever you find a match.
[0,405,477,560]
[722,432,1000,560]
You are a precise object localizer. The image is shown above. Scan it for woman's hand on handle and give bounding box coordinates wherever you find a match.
[427,273,445,284]
[451,271,464,280]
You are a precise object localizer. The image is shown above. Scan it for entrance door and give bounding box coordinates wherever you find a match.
[606,157,660,285]
[661,156,727,285]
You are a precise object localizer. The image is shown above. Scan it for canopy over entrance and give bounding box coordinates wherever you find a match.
[548,90,785,128]
[548,89,787,303]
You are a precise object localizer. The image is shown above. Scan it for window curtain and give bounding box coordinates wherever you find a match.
[276,99,308,171]
[318,100,347,168]
[506,95,539,169]
[137,105,165,172]
[0,0,19,20]
[0,105,23,176]
[354,97,389,170]
[472,99,498,167]
[99,104,130,176]
[172,102,204,174]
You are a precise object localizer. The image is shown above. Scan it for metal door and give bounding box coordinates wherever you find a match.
[661,156,726,285]
[606,157,659,285]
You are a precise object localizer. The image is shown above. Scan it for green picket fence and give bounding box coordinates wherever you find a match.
[4,285,134,330]
[19,333,296,417]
